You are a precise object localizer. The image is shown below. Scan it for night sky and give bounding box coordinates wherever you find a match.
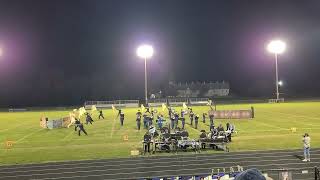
[0,0,319,107]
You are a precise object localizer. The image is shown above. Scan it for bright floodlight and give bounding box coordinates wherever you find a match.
[136,45,153,59]
[278,81,283,86]
[267,40,286,54]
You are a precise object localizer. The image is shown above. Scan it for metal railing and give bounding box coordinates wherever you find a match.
[148,99,167,107]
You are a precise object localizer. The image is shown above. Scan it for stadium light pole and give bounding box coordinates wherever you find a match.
[267,40,286,100]
[136,44,154,105]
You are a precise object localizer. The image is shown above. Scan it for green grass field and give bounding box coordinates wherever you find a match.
[1,101,320,165]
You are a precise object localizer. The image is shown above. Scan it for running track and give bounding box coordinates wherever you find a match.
[0,149,319,180]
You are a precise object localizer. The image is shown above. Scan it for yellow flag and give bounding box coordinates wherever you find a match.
[91,105,97,113]
[112,104,116,113]
[183,103,188,109]
[162,103,167,112]
[78,107,86,117]
[69,112,74,118]
[141,104,145,112]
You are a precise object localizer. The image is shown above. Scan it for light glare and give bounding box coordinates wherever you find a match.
[136,45,153,59]
[278,81,283,86]
[267,40,286,54]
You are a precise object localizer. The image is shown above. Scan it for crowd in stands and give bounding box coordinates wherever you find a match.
[139,168,274,180]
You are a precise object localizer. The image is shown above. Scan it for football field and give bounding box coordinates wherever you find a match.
[1,101,320,165]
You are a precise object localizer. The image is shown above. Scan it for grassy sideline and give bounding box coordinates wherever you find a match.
[1,101,320,165]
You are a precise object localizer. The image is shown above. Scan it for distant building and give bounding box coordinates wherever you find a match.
[166,81,230,97]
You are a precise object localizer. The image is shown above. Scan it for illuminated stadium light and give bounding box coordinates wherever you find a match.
[278,81,283,86]
[136,44,154,59]
[266,39,286,101]
[267,40,286,54]
[136,44,154,105]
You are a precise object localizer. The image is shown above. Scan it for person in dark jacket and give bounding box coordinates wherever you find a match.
[98,110,104,119]
[174,113,179,127]
[181,117,186,129]
[85,113,94,125]
[78,123,88,136]
[202,113,206,123]
[143,132,152,154]
[74,118,81,131]
[120,112,125,126]
[209,113,214,126]
[136,110,142,130]
[189,110,194,126]
[170,114,175,129]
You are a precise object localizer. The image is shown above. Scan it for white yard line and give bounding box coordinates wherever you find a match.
[62,130,76,141]
[253,120,287,130]
[259,109,320,127]
[16,129,43,143]
[110,116,117,138]
[0,121,34,133]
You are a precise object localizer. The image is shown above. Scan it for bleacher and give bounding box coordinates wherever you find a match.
[167,81,230,97]
[189,97,209,106]
[85,98,211,108]
[268,98,285,103]
[84,100,139,109]
[8,108,28,112]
